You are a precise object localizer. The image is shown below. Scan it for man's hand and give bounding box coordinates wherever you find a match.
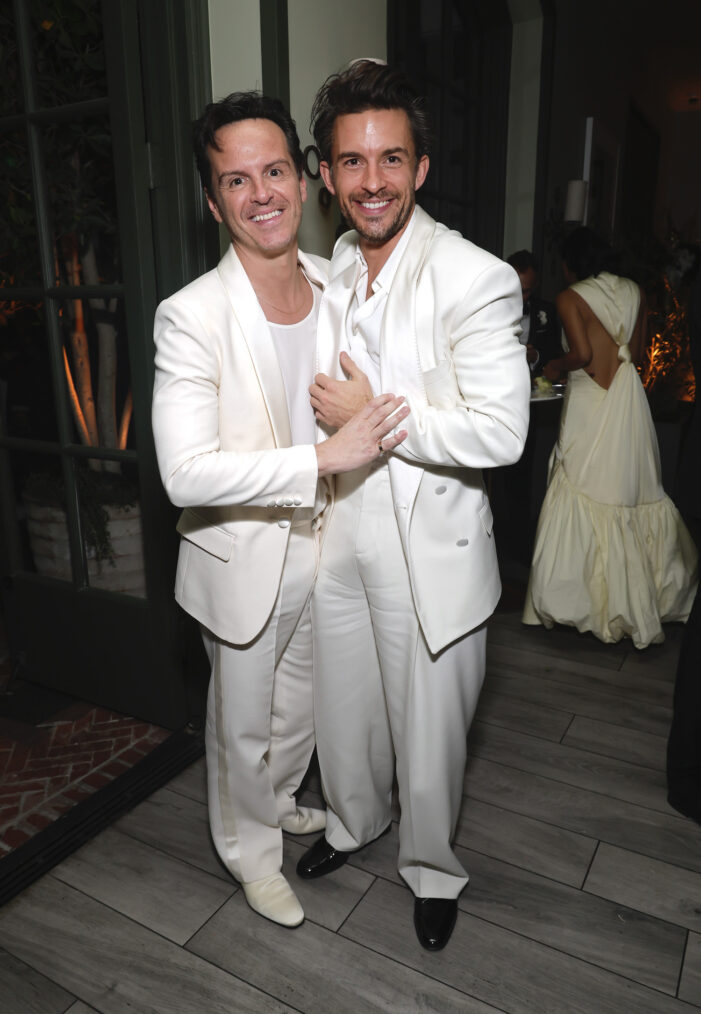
[542,360,561,381]
[526,344,538,365]
[310,351,373,429]
[315,393,410,477]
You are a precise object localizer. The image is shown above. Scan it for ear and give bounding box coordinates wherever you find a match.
[414,154,429,192]
[299,173,308,204]
[319,161,336,195]
[205,189,223,224]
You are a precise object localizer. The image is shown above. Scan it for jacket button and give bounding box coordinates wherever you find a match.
[276,498,285,507]
[435,485,447,495]
[278,518,291,529]
[456,538,469,546]
[294,497,302,506]
[284,497,294,506]
[267,500,276,508]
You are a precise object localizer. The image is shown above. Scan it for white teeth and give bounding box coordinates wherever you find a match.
[252,209,282,222]
[361,200,390,210]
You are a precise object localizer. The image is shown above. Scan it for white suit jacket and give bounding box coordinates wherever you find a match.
[152,245,329,644]
[317,206,530,653]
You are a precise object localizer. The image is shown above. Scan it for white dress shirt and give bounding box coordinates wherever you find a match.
[347,211,417,396]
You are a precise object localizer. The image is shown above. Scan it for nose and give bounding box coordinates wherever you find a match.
[361,160,383,193]
[252,175,273,204]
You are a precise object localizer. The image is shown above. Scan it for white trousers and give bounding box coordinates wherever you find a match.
[312,464,487,899]
[201,519,318,883]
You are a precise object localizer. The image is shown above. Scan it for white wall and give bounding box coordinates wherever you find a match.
[503,12,542,258]
[208,0,262,98]
[288,0,387,256]
[207,0,263,253]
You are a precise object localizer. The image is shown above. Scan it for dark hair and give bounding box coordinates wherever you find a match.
[310,59,432,166]
[193,91,304,192]
[506,250,538,274]
[560,227,620,280]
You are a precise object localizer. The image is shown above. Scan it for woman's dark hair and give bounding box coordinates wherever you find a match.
[193,91,304,193]
[560,227,620,280]
[310,59,432,166]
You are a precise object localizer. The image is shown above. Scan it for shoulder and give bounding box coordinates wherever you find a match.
[426,221,516,283]
[155,265,223,320]
[555,287,581,319]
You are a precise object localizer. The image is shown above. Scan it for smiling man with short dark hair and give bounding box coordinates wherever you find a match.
[152,90,408,929]
[297,60,530,951]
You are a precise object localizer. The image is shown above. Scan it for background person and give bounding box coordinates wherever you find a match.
[523,226,697,648]
[506,249,561,374]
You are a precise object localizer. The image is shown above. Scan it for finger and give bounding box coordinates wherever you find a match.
[313,373,331,389]
[365,392,397,411]
[375,404,410,436]
[381,428,408,450]
[339,350,362,379]
[368,398,408,427]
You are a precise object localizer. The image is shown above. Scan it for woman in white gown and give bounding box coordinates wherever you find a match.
[523,228,697,649]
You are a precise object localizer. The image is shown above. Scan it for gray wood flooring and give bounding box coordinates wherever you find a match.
[1,609,700,1013]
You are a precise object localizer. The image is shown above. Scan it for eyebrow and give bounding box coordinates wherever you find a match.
[336,146,410,161]
[217,158,291,185]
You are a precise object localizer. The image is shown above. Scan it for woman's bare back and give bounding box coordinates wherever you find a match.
[570,290,623,389]
[556,281,646,390]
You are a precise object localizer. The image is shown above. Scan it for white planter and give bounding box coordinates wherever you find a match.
[24,498,146,597]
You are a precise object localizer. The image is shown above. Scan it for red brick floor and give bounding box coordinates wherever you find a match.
[0,700,170,858]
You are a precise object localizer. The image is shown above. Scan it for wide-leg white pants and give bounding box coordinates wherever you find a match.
[313,464,486,899]
[201,519,319,884]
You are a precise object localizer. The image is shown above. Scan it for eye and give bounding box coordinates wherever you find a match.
[225,176,244,189]
[385,155,401,165]
[269,167,282,177]
[344,157,361,168]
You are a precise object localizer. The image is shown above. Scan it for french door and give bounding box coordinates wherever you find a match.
[0,0,213,727]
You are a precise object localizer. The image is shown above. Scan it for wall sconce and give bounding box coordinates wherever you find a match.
[564,179,588,223]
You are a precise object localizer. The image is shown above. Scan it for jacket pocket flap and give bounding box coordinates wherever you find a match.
[422,358,460,409]
[479,500,494,536]
[176,510,234,562]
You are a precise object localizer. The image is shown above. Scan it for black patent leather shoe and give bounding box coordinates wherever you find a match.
[414,897,458,951]
[296,835,350,879]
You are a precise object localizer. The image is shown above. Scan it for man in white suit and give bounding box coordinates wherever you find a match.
[152,92,409,928]
[296,62,530,950]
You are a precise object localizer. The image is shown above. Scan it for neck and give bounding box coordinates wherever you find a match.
[236,242,300,294]
[235,243,311,323]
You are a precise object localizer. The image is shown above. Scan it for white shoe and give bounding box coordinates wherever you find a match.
[280,806,327,835]
[242,873,304,927]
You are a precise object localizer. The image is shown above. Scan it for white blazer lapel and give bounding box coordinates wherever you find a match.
[381,209,437,512]
[217,245,292,447]
[316,257,357,379]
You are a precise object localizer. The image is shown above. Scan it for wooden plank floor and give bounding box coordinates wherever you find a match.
[1,609,700,1013]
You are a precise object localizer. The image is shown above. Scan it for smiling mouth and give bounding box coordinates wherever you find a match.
[251,209,283,222]
[358,199,392,212]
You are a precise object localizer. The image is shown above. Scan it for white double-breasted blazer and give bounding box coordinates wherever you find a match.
[317,206,530,653]
[152,245,329,645]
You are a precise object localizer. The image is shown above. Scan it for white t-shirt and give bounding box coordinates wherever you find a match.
[268,279,321,448]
